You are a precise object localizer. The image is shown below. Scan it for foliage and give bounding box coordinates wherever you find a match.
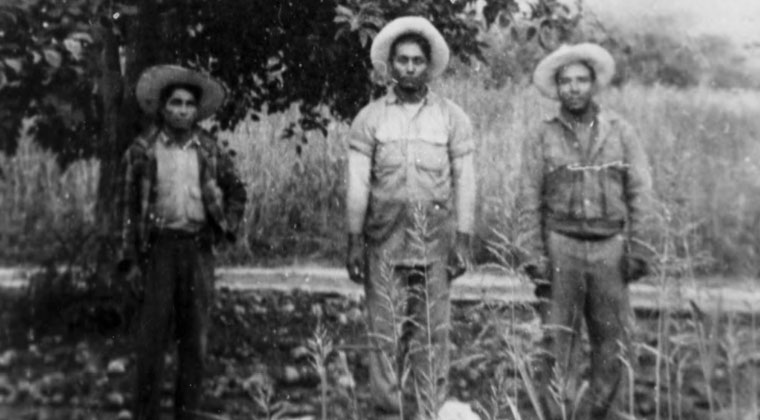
[575,14,760,90]
[0,0,132,162]
[0,0,505,165]
[3,78,760,275]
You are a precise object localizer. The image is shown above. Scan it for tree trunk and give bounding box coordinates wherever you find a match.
[93,0,170,281]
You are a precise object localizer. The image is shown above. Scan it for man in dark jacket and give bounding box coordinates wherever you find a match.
[118,65,246,420]
[517,43,655,420]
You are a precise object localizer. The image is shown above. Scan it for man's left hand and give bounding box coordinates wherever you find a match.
[447,231,473,281]
[623,238,655,283]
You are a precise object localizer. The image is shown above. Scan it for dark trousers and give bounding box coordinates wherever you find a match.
[134,231,214,420]
[536,231,633,420]
[364,248,451,420]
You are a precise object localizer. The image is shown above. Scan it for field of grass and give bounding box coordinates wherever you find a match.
[1,77,759,276]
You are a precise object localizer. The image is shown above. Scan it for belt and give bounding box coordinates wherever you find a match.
[152,228,203,241]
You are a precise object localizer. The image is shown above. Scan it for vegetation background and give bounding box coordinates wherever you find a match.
[1,0,760,277]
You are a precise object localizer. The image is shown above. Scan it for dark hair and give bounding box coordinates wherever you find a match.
[159,83,203,107]
[555,60,597,84]
[390,32,432,62]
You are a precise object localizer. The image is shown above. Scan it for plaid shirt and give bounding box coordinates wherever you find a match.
[516,108,653,260]
[118,126,247,263]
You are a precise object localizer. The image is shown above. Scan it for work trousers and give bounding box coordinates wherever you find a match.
[364,248,451,420]
[134,230,215,420]
[536,231,633,420]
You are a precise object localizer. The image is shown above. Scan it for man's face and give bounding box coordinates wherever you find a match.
[390,41,429,90]
[161,87,199,131]
[556,62,595,113]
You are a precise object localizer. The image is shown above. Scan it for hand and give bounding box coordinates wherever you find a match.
[118,260,144,297]
[623,238,654,283]
[622,254,649,283]
[345,234,366,284]
[523,258,550,282]
[447,231,472,281]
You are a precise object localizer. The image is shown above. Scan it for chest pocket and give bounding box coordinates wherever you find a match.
[374,126,405,169]
[412,126,449,173]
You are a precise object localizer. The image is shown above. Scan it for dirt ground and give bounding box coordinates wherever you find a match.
[1,278,759,420]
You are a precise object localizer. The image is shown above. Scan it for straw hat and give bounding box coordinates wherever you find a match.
[533,43,615,99]
[370,16,450,79]
[136,65,226,120]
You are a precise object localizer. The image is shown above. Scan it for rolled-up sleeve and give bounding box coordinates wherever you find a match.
[446,101,476,233]
[347,106,375,157]
[447,100,475,158]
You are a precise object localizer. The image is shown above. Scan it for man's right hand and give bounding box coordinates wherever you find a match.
[118,260,144,297]
[345,234,366,284]
[523,258,550,282]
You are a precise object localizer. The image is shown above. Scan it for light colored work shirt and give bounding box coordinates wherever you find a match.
[154,132,207,232]
[346,90,476,265]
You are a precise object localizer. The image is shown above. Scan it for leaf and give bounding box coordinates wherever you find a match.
[526,25,537,41]
[497,13,511,28]
[509,26,519,41]
[63,38,83,60]
[69,32,93,44]
[334,5,354,18]
[43,48,62,68]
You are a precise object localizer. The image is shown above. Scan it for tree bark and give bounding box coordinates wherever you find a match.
[93,1,170,281]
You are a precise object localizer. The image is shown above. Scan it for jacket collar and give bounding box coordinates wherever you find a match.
[548,104,620,160]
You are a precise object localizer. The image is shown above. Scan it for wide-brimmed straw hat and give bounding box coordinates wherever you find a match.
[533,43,615,99]
[136,65,226,120]
[370,16,450,79]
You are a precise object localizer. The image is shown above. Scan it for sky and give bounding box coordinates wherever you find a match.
[584,0,760,48]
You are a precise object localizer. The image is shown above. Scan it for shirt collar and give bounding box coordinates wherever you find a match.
[552,101,601,131]
[384,87,441,106]
[158,129,201,150]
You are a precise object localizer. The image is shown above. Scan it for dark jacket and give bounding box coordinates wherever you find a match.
[118,126,247,264]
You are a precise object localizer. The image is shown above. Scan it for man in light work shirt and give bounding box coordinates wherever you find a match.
[344,16,476,420]
[517,44,655,420]
[118,65,246,420]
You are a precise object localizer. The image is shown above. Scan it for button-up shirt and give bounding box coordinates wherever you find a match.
[154,132,207,232]
[347,90,476,265]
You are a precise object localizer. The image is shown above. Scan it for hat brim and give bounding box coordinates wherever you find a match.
[136,65,226,120]
[533,43,615,99]
[370,16,450,79]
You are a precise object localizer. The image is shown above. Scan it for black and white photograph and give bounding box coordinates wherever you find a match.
[0,0,759,419]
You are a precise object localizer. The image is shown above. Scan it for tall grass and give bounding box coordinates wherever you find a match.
[2,79,759,275]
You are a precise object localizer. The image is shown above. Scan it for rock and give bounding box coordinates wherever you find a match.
[438,400,481,420]
[290,345,310,360]
[51,392,65,405]
[117,410,133,420]
[346,307,362,323]
[107,391,125,406]
[108,358,128,375]
[40,372,66,390]
[0,374,18,404]
[0,350,17,368]
[281,301,296,314]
